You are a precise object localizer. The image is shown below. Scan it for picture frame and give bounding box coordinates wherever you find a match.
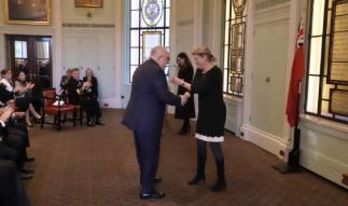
[75,0,103,8]
[3,0,51,26]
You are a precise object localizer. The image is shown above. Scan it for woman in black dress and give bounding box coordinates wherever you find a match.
[171,47,226,191]
[175,53,195,135]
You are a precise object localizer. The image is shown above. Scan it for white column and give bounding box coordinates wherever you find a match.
[193,0,204,46]
[113,0,123,108]
[241,0,255,135]
[210,0,223,64]
[52,0,62,90]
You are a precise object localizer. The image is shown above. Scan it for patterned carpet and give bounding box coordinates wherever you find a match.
[24,109,348,206]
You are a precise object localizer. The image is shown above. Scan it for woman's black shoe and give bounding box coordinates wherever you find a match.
[87,121,95,127]
[210,179,226,192]
[187,175,205,185]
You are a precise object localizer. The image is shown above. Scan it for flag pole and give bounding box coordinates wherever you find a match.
[272,19,304,174]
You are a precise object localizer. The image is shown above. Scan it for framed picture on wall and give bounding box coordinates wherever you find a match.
[3,0,51,25]
[75,0,103,8]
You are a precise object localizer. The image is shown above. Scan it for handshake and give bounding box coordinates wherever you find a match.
[180,92,191,106]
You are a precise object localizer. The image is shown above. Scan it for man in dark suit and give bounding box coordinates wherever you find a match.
[122,46,190,199]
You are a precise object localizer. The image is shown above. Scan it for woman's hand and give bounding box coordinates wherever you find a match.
[170,77,184,85]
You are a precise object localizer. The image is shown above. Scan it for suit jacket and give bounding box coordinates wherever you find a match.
[66,78,83,105]
[122,58,181,135]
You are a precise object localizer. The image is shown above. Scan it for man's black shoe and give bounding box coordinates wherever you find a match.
[20,168,34,174]
[95,121,105,126]
[24,157,35,162]
[140,191,165,200]
[154,177,162,184]
[20,174,33,180]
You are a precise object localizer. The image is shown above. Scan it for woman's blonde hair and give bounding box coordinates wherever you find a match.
[192,46,216,62]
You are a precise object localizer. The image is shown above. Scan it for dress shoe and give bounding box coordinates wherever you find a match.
[24,157,35,162]
[20,168,34,174]
[95,121,105,126]
[140,191,165,200]
[211,178,226,192]
[154,177,162,184]
[87,121,95,127]
[187,175,205,185]
[21,173,33,180]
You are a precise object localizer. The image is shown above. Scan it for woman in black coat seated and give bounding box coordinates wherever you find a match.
[174,53,195,135]
[83,68,103,126]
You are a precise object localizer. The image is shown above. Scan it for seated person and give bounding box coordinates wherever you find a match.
[66,68,103,127]
[0,94,34,180]
[83,68,103,126]
[14,71,42,127]
[0,160,31,206]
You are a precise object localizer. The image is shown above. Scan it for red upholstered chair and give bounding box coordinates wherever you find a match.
[41,89,76,130]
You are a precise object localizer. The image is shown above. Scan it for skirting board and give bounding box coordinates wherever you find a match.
[241,124,289,159]
[300,148,348,189]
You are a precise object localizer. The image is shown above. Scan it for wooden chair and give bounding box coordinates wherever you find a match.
[41,89,76,131]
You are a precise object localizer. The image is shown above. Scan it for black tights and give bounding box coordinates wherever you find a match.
[197,139,224,161]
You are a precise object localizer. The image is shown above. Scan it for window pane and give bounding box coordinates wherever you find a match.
[14,41,27,59]
[165,30,170,46]
[37,41,50,59]
[165,9,170,26]
[309,37,322,75]
[165,0,170,8]
[130,48,139,65]
[322,77,334,99]
[131,0,140,10]
[130,66,138,82]
[321,100,331,116]
[306,76,320,113]
[131,30,139,47]
[131,10,140,28]
[311,0,325,36]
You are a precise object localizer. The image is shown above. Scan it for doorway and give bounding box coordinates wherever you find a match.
[6,35,52,89]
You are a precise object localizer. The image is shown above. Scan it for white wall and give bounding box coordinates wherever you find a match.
[0,0,123,108]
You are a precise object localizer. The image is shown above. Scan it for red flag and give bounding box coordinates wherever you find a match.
[286,20,305,127]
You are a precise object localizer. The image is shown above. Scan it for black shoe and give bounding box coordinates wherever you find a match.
[95,121,105,126]
[24,157,35,162]
[140,191,166,200]
[211,179,226,192]
[20,168,34,174]
[20,173,33,180]
[154,177,162,184]
[87,121,95,127]
[187,175,205,185]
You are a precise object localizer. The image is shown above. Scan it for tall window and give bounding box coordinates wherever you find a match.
[128,0,170,83]
[305,0,348,123]
[223,0,247,96]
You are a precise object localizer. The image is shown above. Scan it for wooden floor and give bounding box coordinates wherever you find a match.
[24,109,348,206]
